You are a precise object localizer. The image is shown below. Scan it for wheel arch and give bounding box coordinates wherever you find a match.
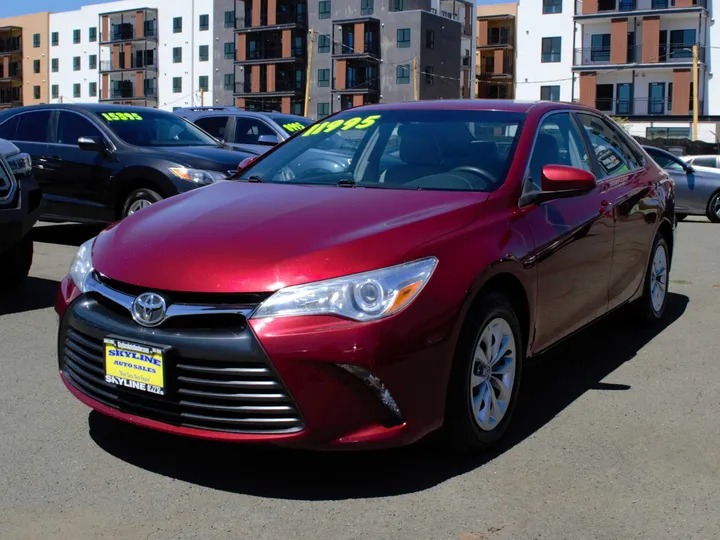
[111,167,175,219]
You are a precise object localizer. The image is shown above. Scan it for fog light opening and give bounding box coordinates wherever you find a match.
[337,364,404,426]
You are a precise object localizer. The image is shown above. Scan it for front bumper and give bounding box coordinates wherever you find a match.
[0,175,42,254]
[56,275,453,450]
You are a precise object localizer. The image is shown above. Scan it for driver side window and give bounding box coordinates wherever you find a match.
[647,149,684,171]
[525,113,591,192]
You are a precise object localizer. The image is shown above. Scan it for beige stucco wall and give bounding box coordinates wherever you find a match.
[0,12,50,105]
[476,3,518,18]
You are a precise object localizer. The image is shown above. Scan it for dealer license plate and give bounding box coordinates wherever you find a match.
[104,338,165,396]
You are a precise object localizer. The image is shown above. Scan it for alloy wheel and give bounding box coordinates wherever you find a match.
[650,244,668,313]
[127,199,152,215]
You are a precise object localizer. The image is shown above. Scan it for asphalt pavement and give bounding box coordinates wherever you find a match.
[1,219,719,540]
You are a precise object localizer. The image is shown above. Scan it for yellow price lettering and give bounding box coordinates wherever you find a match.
[340,117,363,130]
[302,121,328,136]
[355,115,381,130]
[323,120,345,133]
[131,113,143,120]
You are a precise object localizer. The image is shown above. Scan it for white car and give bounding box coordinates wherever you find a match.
[681,154,720,170]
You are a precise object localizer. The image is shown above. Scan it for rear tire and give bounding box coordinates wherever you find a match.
[121,188,163,219]
[0,234,33,290]
[706,192,720,223]
[637,235,670,324]
[443,292,524,453]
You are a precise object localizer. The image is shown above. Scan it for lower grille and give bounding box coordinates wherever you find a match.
[61,327,304,434]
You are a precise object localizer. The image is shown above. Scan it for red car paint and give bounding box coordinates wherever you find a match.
[56,100,675,449]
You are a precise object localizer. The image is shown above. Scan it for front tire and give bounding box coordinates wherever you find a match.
[638,235,670,323]
[121,188,163,219]
[0,234,33,290]
[706,192,720,223]
[443,292,524,453]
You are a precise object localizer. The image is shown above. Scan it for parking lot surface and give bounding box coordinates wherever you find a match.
[1,219,719,540]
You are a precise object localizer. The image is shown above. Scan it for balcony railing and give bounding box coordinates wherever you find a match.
[334,78,379,92]
[575,0,706,15]
[589,96,704,116]
[234,79,303,93]
[0,88,22,104]
[332,40,380,57]
[108,87,157,99]
[100,57,157,71]
[0,39,22,54]
[0,67,22,79]
[237,9,306,30]
[574,44,704,66]
[244,47,305,60]
[104,25,157,42]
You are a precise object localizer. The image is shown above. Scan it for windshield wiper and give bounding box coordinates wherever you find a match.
[336,178,357,187]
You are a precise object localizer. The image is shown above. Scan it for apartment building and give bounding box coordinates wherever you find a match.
[517,0,720,141]
[0,13,50,108]
[47,0,236,111]
[476,3,516,99]
[233,0,476,120]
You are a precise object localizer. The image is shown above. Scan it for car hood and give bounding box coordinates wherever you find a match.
[92,182,488,293]
[140,145,256,172]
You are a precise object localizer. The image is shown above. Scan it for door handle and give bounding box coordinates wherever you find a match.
[50,155,62,161]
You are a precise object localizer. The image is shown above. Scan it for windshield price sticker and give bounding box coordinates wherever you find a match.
[283,122,306,133]
[102,112,143,121]
[302,115,381,137]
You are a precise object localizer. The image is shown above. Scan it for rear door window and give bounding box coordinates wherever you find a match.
[692,156,717,168]
[15,111,52,143]
[56,112,103,145]
[194,115,229,140]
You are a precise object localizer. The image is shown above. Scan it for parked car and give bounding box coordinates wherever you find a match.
[0,138,42,289]
[0,105,257,224]
[643,145,720,222]
[173,106,312,154]
[56,100,675,452]
[680,154,720,170]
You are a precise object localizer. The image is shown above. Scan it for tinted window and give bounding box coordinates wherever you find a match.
[692,156,716,168]
[94,110,219,147]
[272,115,312,136]
[57,112,103,145]
[194,116,229,140]
[526,113,591,192]
[0,114,20,140]
[576,114,639,178]
[238,110,524,192]
[234,118,276,145]
[645,147,685,171]
[15,111,52,143]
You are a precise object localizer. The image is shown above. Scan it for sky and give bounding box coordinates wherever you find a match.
[3,0,515,18]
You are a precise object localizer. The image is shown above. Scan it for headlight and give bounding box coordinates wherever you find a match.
[169,167,226,185]
[69,238,95,292]
[252,257,438,322]
[6,152,32,177]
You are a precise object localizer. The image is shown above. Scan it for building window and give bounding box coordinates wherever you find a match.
[318,68,330,87]
[224,11,235,28]
[89,82,97,97]
[173,17,183,33]
[318,34,330,53]
[51,85,59,99]
[361,0,373,15]
[89,54,97,69]
[426,29,434,49]
[425,65,434,85]
[199,14,209,31]
[669,29,696,59]
[73,56,81,71]
[616,83,633,115]
[199,45,209,62]
[646,127,690,139]
[540,85,560,101]
[89,27,97,42]
[34,85,41,99]
[396,64,410,84]
[173,47,182,63]
[391,0,404,11]
[199,75,209,91]
[590,34,610,62]
[397,28,411,48]
[543,0,562,13]
[541,37,561,62]
[173,77,182,93]
[51,32,59,46]
[317,102,330,118]
[73,29,81,44]
[224,73,234,91]
[648,82,666,114]
[224,42,235,59]
[51,58,58,73]
[319,1,331,19]
[73,84,80,98]
[33,34,40,48]
[33,60,40,74]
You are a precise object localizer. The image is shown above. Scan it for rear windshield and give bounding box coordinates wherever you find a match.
[94,110,221,147]
[239,109,524,191]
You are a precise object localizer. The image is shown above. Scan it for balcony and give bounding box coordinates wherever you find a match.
[0,66,22,80]
[102,85,158,101]
[332,40,380,59]
[573,43,704,68]
[0,36,22,56]
[0,87,22,108]
[589,96,704,116]
[478,57,513,79]
[239,1,307,31]
[477,29,513,49]
[333,77,379,93]
[234,78,303,95]
[100,9,159,44]
[575,0,706,17]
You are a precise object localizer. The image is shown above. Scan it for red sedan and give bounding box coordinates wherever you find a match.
[56,100,675,451]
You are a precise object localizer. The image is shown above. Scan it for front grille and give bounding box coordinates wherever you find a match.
[61,327,304,434]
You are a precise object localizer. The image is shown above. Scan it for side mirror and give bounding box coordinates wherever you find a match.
[257,134,279,145]
[232,156,256,177]
[78,136,107,153]
[685,164,695,174]
[519,165,597,206]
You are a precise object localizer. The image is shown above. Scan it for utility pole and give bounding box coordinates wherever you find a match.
[304,29,315,117]
[692,44,698,141]
[413,57,418,101]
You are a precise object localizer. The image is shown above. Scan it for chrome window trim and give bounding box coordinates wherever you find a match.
[84,272,257,323]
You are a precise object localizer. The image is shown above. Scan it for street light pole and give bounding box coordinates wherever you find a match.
[692,44,698,141]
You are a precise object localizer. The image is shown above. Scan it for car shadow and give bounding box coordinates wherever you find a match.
[0,277,60,315]
[87,293,689,501]
[33,223,105,247]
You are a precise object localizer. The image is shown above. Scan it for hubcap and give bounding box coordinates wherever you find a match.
[127,199,152,215]
[713,196,720,218]
[470,317,516,431]
[650,244,668,313]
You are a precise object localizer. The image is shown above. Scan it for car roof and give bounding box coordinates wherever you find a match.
[0,104,169,116]
[174,107,307,120]
[344,99,598,115]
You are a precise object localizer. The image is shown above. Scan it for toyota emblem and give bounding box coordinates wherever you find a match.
[131,292,168,327]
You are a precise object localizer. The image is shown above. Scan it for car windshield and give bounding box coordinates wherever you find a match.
[273,115,313,136]
[94,110,221,147]
[239,109,524,191]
